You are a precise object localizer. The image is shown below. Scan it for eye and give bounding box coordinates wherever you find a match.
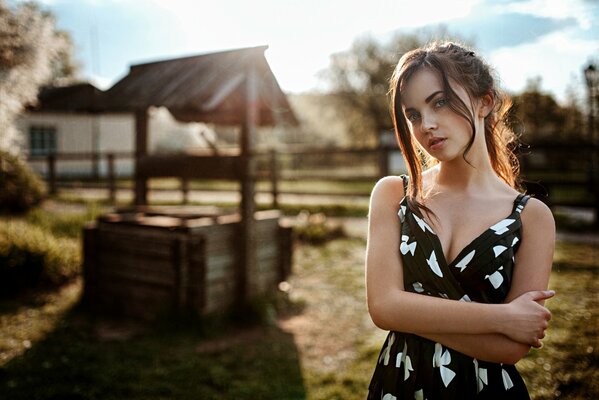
[434,98,448,108]
[406,112,420,122]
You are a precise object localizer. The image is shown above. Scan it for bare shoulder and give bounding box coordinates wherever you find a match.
[369,176,406,219]
[370,176,406,202]
[520,196,556,237]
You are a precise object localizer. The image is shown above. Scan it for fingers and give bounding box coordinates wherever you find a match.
[528,290,555,302]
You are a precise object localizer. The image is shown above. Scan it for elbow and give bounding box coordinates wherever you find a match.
[501,343,531,365]
[367,295,395,331]
[368,308,391,331]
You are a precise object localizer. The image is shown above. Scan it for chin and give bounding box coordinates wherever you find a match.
[428,151,461,163]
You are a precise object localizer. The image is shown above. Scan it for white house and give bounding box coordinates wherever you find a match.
[18,83,218,178]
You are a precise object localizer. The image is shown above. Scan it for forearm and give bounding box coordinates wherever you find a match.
[371,290,507,336]
[419,332,530,365]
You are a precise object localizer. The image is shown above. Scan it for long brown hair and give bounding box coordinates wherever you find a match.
[389,41,521,219]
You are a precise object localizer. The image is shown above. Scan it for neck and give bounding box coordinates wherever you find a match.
[434,129,498,193]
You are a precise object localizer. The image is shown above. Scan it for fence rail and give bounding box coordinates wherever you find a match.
[28,143,598,221]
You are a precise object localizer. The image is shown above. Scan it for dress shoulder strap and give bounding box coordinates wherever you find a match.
[512,193,531,214]
[400,174,409,194]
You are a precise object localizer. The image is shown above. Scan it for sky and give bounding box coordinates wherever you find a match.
[9,0,599,103]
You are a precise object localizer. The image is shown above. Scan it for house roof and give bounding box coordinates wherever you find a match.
[101,45,298,126]
[28,83,104,113]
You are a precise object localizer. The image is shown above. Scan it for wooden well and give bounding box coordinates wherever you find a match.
[81,46,297,319]
[83,208,293,319]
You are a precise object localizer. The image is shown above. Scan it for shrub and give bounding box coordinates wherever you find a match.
[293,211,346,245]
[26,204,103,239]
[0,219,80,296]
[0,150,45,214]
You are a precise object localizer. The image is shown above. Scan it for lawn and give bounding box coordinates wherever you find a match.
[0,208,597,399]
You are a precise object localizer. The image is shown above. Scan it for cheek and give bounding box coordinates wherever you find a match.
[410,130,427,149]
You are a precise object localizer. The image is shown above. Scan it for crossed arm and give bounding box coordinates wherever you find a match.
[365,176,555,365]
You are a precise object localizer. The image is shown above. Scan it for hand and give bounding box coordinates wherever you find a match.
[504,290,554,348]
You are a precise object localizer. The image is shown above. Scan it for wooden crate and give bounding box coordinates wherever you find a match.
[82,208,293,319]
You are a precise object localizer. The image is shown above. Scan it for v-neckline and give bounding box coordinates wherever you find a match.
[401,194,524,268]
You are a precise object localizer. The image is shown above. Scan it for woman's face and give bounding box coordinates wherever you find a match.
[400,68,482,163]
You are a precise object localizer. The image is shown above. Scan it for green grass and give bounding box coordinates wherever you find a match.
[54,193,370,218]
[517,240,599,399]
[0,219,81,290]
[23,204,104,239]
[0,293,306,399]
[0,206,597,399]
[57,178,376,196]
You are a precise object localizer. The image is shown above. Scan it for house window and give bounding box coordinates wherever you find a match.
[29,126,57,156]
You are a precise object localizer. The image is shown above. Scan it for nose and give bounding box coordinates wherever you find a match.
[420,111,438,133]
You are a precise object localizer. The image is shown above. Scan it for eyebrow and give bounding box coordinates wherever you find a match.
[425,90,444,103]
[404,90,444,113]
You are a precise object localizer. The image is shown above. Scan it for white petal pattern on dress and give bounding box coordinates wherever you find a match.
[454,249,475,272]
[493,245,507,257]
[412,213,436,235]
[459,294,472,302]
[427,250,443,277]
[490,219,515,235]
[433,343,456,387]
[401,235,417,256]
[511,236,519,247]
[412,282,425,293]
[485,266,504,289]
[414,389,424,400]
[396,340,414,380]
[501,367,514,390]
[379,332,395,366]
[382,393,397,400]
[473,359,488,393]
[398,205,407,223]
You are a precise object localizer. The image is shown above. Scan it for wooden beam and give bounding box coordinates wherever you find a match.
[134,109,149,205]
[237,59,259,309]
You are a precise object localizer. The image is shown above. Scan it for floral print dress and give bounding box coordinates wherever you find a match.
[367,175,531,399]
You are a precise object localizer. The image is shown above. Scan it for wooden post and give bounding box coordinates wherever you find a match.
[134,109,149,206]
[270,149,279,209]
[378,146,389,178]
[181,177,189,205]
[48,154,57,195]
[81,225,98,309]
[188,237,206,312]
[592,143,599,228]
[92,151,100,181]
[107,153,116,203]
[237,59,259,309]
[172,237,188,308]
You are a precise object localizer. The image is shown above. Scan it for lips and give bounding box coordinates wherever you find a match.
[428,137,446,148]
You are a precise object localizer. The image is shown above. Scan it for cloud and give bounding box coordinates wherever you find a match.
[489,28,599,101]
[492,0,596,29]
[446,9,579,51]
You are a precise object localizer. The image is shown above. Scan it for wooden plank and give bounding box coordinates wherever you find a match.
[97,235,174,259]
[82,225,98,305]
[187,237,206,312]
[97,223,189,240]
[205,254,236,281]
[97,254,176,287]
[134,109,148,205]
[99,282,174,319]
[136,155,243,180]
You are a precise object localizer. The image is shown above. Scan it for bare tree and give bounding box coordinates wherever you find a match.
[319,26,467,147]
[509,77,585,143]
[0,0,77,153]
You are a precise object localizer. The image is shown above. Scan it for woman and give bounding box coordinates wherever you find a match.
[365,41,555,399]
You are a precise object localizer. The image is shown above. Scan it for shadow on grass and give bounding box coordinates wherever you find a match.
[0,300,307,400]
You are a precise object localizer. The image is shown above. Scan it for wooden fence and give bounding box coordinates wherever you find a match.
[29,143,598,220]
